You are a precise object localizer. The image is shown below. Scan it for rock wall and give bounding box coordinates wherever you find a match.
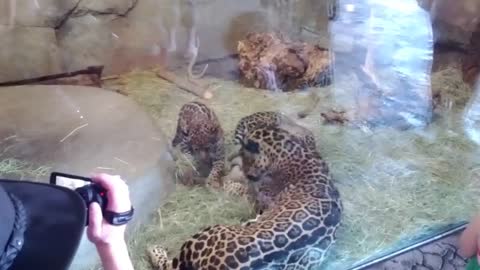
[0,0,336,83]
[417,0,480,85]
[2,0,477,84]
[418,0,480,48]
[0,26,63,80]
[0,0,169,82]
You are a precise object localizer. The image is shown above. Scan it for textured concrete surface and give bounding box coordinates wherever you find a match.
[364,231,468,270]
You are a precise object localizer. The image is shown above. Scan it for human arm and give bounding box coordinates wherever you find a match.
[459,214,480,259]
[87,174,135,270]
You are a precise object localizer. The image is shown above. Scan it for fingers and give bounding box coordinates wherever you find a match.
[91,173,122,190]
[87,202,103,243]
[91,173,131,212]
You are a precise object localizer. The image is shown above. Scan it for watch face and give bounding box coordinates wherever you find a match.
[105,207,134,226]
[113,215,132,225]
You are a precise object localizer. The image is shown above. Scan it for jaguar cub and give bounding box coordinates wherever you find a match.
[172,101,225,189]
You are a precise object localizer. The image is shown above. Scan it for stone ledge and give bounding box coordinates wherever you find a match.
[0,85,176,270]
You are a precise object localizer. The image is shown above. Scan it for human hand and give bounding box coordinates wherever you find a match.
[459,215,480,259]
[86,173,132,247]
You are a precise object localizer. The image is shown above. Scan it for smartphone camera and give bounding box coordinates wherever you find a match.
[50,172,108,225]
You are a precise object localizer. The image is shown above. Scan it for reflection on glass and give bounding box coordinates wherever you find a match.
[331,0,433,130]
[464,81,480,145]
[2,0,480,269]
[323,0,476,269]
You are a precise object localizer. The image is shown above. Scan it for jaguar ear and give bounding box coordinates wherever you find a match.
[244,139,260,154]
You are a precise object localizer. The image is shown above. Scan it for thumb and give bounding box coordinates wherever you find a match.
[87,202,103,242]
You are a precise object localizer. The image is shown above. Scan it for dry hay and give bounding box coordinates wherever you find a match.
[102,66,480,269]
[0,158,51,181]
[432,67,474,110]
[0,137,52,181]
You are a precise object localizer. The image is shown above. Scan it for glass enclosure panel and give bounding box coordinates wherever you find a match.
[1,0,480,269]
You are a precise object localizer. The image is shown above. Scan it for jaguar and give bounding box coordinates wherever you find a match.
[171,101,225,189]
[148,125,342,270]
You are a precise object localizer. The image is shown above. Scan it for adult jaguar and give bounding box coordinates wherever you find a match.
[231,111,319,213]
[233,111,317,155]
[148,125,342,270]
[171,101,225,189]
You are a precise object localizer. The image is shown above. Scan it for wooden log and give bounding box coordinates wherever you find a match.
[0,66,104,87]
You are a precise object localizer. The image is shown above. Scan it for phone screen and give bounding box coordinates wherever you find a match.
[50,172,93,190]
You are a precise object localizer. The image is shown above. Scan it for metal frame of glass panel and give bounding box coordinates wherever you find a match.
[349,222,468,269]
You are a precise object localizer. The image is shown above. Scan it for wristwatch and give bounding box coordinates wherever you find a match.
[104,207,134,226]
